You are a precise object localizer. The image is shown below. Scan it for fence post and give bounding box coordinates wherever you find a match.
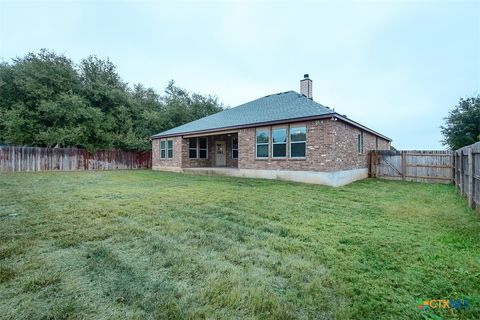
[369,151,376,178]
[12,146,15,172]
[457,151,461,189]
[452,151,458,187]
[401,151,406,181]
[468,147,474,208]
[459,150,464,195]
[458,151,461,188]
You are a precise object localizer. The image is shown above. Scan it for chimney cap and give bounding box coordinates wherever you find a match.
[304,74,309,79]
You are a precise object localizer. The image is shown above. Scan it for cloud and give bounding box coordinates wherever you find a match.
[1,0,478,149]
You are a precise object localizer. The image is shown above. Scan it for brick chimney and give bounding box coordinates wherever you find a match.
[300,74,312,99]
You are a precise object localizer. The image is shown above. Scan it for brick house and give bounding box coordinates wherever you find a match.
[151,75,391,186]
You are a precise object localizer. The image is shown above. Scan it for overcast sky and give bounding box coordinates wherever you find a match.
[1,0,479,149]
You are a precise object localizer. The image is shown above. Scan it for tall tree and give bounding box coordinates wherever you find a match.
[0,50,224,151]
[162,80,224,129]
[78,55,130,149]
[130,84,165,149]
[441,95,480,150]
[0,50,81,146]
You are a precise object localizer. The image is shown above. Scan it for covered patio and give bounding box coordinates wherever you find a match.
[182,132,238,168]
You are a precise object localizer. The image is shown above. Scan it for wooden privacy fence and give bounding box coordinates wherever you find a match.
[454,142,480,211]
[0,146,151,172]
[370,150,454,184]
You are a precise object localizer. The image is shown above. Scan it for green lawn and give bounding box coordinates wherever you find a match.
[0,171,479,319]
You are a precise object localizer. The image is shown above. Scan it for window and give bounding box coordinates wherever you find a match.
[375,137,378,150]
[189,138,197,158]
[256,128,269,158]
[189,137,208,159]
[160,140,166,159]
[290,126,306,158]
[199,137,208,158]
[232,136,238,159]
[167,139,173,159]
[357,132,364,154]
[272,127,287,158]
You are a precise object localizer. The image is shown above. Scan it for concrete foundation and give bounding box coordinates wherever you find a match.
[152,166,183,173]
[153,166,368,187]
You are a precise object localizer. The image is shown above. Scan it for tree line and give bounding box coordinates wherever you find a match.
[0,50,224,151]
[1,50,477,152]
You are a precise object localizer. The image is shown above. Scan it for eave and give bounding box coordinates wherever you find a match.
[150,112,392,142]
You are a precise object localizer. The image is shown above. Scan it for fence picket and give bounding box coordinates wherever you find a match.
[454,142,480,212]
[0,146,151,172]
[370,150,453,184]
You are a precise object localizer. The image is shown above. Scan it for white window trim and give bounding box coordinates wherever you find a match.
[272,126,287,159]
[255,128,269,159]
[231,136,238,159]
[289,125,307,158]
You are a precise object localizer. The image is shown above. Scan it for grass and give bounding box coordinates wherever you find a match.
[0,170,479,319]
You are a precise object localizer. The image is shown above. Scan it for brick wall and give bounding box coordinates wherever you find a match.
[237,119,389,172]
[181,134,238,168]
[330,120,390,171]
[238,120,337,171]
[152,119,389,172]
[181,137,212,168]
[152,136,183,169]
[153,134,238,169]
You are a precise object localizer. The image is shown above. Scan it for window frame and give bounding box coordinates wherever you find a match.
[255,128,270,159]
[272,126,287,159]
[188,138,198,159]
[189,137,208,159]
[167,139,174,159]
[357,132,364,154]
[289,125,307,158]
[160,140,166,159]
[231,136,238,159]
[198,137,208,159]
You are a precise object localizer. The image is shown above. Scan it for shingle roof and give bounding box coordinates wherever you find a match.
[151,91,333,138]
